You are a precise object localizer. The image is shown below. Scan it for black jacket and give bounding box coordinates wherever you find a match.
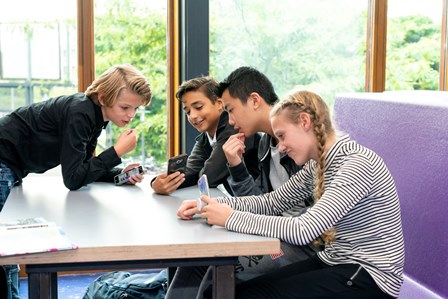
[0,93,122,190]
[179,112,260,195]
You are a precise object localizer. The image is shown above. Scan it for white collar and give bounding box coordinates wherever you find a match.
[206,132,217,147]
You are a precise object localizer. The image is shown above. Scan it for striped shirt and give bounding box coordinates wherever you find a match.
[217,135,405,297]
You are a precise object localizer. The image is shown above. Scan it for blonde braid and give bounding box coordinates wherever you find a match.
[312,112,326,202]
[312,115,336,246]
[271,90,336,247]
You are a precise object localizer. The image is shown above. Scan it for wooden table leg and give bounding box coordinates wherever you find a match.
[28,272,58,299]
[213,265,235,299]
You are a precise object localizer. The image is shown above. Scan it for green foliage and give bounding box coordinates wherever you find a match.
[94,0,168,163]
[386,15,440,90]
[210,0,368,106]
[210,1,441,106]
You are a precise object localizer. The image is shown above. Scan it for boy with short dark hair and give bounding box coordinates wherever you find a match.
[151,76,259,195]
[217,66,315,281]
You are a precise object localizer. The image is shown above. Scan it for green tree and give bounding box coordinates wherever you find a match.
[210,0,367,106]
[386,15,440,90]
[94,0,167,164]
[210,1,441,105]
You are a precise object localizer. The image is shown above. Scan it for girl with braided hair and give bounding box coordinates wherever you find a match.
[176,90,405,298]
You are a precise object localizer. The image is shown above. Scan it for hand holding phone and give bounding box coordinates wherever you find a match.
[167,154,188,174]
[197,174,210,211]
[114,165,144,185]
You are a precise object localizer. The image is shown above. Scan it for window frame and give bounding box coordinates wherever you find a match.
[76,0,448,155]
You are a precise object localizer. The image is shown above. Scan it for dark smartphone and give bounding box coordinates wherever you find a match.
[167,154,188,174]
[114,165,144,185]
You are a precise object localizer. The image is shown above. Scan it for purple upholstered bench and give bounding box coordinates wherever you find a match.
[333,91,448,299]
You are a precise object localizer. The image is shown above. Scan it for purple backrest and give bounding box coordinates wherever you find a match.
[333,91,448,298]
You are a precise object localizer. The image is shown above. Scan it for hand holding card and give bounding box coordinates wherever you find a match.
[114,165,144,185]
[197,174,210,211]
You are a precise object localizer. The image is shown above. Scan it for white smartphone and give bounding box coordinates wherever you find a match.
[197,174,210,211]
[114,166,144,185]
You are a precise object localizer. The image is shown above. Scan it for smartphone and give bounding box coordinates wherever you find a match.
[167,154,188,174]
[114,165,144,185]
[197,174,210,211]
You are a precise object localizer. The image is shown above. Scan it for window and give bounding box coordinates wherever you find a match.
[209,0,368,107]
[0,0,77,116]
[94,0,168,172]
[386,0,442,90]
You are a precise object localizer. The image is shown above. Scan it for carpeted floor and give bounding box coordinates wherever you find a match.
[19,272,103,299]
[19,270,161,298]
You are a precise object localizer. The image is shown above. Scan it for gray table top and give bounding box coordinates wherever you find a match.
[0,175,279,265]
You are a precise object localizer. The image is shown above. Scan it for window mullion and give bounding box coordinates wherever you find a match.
[77,0,95,92]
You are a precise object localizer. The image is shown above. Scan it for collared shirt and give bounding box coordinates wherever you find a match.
[206,132,217,148]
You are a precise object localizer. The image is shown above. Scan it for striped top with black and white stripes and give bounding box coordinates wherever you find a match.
[216,134,405,298]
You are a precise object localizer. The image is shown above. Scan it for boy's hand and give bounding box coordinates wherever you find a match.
[114,129,138,157]
[152,172,185,195]
[223,133,246,167]
[122,163,146,185]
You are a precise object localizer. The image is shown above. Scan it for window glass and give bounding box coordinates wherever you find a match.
[0,0,77,116]
[386,0,442,90]
[94,0,167,172]
[210,0,368,107]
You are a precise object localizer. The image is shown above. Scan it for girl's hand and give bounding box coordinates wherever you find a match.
[114,129,138,157]
[152,172,185,194]
[177,200,200,220]
[199,196,233,227]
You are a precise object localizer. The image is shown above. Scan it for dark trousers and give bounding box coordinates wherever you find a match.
[232,255,394,299]
[0,160,20,299]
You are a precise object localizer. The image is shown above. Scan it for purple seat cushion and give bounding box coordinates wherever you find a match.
[399,275,445,299]
[333,91,448,298]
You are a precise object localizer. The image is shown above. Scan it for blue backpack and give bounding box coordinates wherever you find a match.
[82,269,167,299]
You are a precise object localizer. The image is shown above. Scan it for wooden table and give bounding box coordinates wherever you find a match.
[0,175,279,299]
